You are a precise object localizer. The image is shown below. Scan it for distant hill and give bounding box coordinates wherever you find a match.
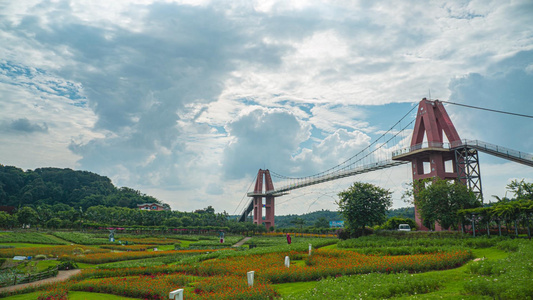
[387,207,415,219]
[230,206,415,229]
[0,165,166,210]
[275,209,342,228]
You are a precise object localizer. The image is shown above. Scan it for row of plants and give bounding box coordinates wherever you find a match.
[0,245,108,258]
[63,248,232,264]
[94,254,192,269]
[99,244,154,251]
[0,232,66,245]
[284,271,442,299]
[34,273,278,300]
[50,232,114,245]
[337,235,505,249]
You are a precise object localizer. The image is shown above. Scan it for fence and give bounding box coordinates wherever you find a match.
[0,266,58,288]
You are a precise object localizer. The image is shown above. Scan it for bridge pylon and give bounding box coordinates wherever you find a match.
[393,98,475,231]
[249,169,275,229]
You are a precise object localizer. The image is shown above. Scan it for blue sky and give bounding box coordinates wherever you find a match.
[0,0,531,215]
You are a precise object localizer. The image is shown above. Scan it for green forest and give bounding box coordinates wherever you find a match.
[0,165,164,209]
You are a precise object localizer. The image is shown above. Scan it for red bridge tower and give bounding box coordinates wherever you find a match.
[392,98,480,230]
[249,169,276,228]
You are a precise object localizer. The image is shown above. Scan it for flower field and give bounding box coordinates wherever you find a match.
[3,233,525,300]
[193,249,472,283]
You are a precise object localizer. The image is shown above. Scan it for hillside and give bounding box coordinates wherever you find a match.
[0,165,166,210]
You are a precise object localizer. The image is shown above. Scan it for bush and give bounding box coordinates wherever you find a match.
[58,260,78,270]
[337,227,374,240]
[33,254,47,260]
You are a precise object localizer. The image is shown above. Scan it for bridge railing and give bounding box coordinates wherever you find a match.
[392,141,451,157]
[454,139,533,161]
[391,139,533,165]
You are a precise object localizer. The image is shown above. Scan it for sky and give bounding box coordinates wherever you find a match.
[0,0,532,216]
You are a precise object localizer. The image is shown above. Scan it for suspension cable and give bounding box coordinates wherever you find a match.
[441,100,533,119]
[270,103,418,180]
[233,173,257,216]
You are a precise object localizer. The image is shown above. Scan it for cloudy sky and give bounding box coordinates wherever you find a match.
[1,0,532,216]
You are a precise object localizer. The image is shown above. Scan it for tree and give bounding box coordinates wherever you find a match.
[0,211,13,228]
[314,217,330,229]
[46,217,62,229]
[507,179,533,200]
[164,217,182,228]
[337,182,392,236]
[16,206,39,228]
[290,217,305,232]
[409,178,480,230]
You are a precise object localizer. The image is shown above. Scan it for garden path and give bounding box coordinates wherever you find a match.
[0,269,81,293]
[232,237,251,247]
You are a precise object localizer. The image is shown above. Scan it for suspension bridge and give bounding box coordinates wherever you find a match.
[236,98,533,230]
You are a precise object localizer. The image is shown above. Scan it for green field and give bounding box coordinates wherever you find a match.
[0,231,530,299]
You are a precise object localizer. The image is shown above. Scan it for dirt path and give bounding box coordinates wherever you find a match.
[232,237,252,247]
[0,269,81,293]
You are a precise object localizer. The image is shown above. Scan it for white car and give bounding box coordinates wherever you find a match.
[398,224,411,231]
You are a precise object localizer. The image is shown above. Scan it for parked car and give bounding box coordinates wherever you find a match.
[398,224,411,231]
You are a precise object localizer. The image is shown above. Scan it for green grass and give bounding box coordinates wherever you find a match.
[0,243,56,248]
[76,262,97,269]
[275,281,318,297]
[0,291,139,300]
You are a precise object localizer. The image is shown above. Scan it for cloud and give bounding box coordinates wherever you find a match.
[223,107,311,179]
[1,118,48,133]
[448,50,533,150]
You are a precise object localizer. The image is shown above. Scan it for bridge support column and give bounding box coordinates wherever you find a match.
[264,196,275,229]
[251,169,276,229]
[393,99,463,231]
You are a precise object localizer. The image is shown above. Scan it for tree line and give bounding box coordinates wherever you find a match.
[0,165,166,210]
[336,178,532,238]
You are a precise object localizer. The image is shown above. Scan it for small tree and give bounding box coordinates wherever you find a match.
[337,182,392,236]
[16,206,39,229]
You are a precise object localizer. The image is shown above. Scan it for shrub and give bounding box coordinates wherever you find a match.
[58,260,79,270]
[337,227,374,239]
[33,254,47,260]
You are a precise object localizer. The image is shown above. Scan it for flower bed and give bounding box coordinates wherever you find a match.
[65,248,232,264]
[194,249,472,283]
[0,245,108,258]
[71,274,191,299]
[99,244,152,251]
[68,273,277,300]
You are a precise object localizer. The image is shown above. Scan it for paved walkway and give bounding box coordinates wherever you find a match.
[0,269,81,293]
[232,237,252,247]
